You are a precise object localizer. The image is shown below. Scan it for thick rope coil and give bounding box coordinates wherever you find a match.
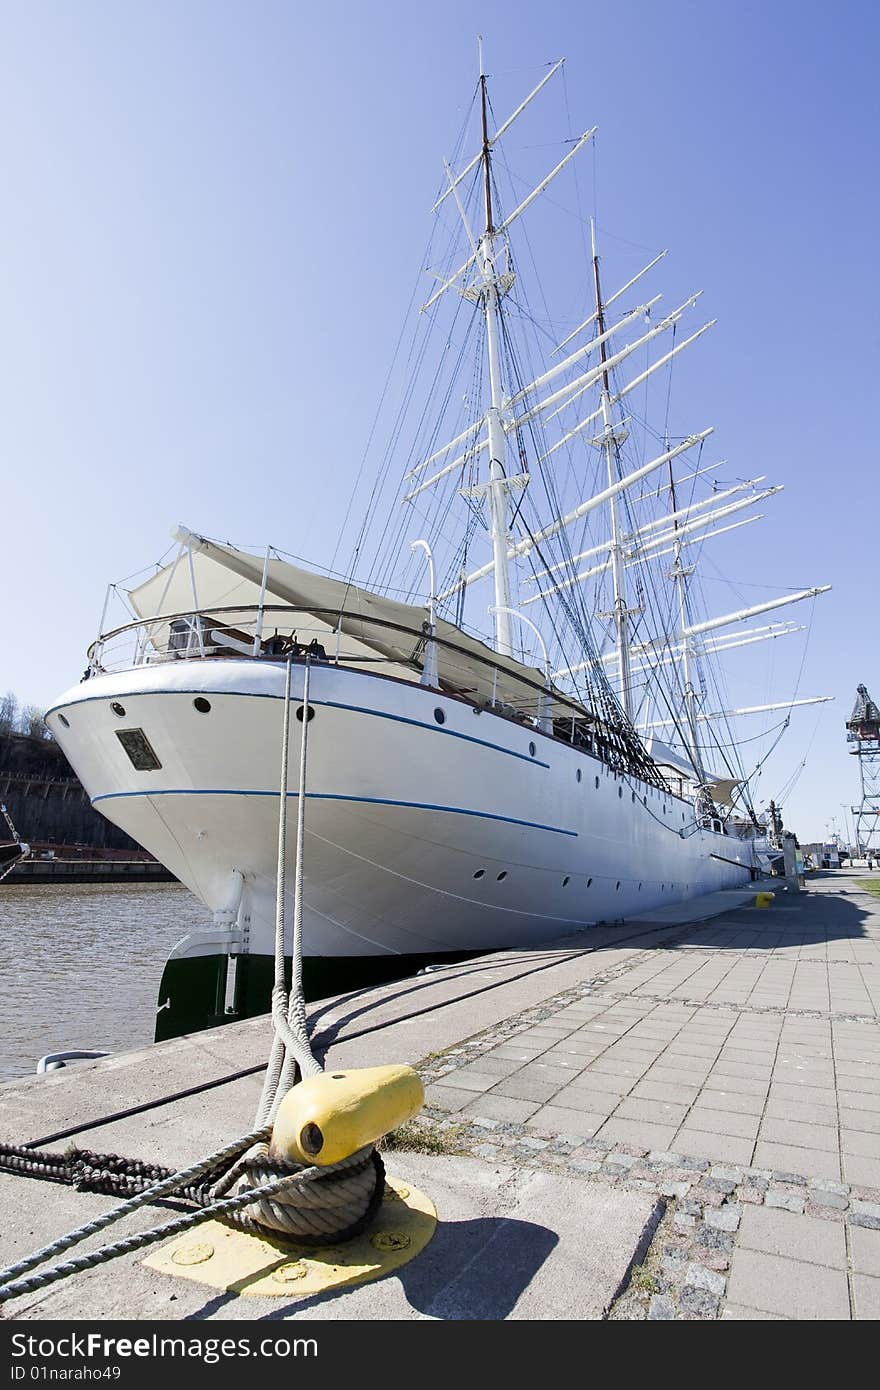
[223,1145,386,1245]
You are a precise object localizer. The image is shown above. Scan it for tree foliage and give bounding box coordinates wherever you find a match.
[0,691,53,740]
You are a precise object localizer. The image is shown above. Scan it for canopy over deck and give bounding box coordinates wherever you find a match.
[127,527,586,722]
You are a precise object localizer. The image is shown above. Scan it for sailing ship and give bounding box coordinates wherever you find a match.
[47,57,830,1039]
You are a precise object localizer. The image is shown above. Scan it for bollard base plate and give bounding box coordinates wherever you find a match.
[143,1177,436,1297]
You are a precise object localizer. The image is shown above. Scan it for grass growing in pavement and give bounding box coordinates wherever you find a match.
[380,1119,468,1155]
[855,880,880,898]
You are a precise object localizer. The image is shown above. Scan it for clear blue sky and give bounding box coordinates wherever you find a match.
[2,1,877,844]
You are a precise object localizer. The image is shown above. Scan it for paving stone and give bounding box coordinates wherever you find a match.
[674,1129,754,1166]
[423,1083,479,1112]
[647,1295,676,1320]
[842,1129,880,1159]
[850,1225,880,1276]
[597,1117,679,1149]
[705,1176,738,1196]
[759,1117,839,1152]
[738,1186,764,1204]
[738,1204,846,1267]
[569,1158,602,1175]
[705,1072,769,1097]
[721,1304,787,1319]
[808,1189,848,1210]
[841,1155,880,1189]
[678,1286,720,1317]
[771,1081,838,1107]
[524,1105,604,1138]
[604,1150,639,1169]
[765,1190,806,1213]
[753,1141,841,1182]
[763,1099,838,1127]
[849,1213,880,1231]
[851,1273,880,1319]
[710,1165,744,1184]
[614,1097,691,1126]
[658,1180,692,1199]
[548,1086,621,1117]
[696,1225,735,1253]
[462,1093,540,1123]
[851,1199,880,1222]
[462,1052,533,1077]
[492,1076,563,1103]
[446,1068,510,1092]
[687,1106,761,1140]
[685,1262,726,1295]
[472,1143,501,1160]
[677,1155,711,1173]
[726,1248,850,1319]
[840,1107,880,1135]
[704,1205,741,1232]
[809,1177,849,1196]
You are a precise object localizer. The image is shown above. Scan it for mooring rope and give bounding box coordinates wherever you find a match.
[0,1147,384,1303]
[0,656,385,1300]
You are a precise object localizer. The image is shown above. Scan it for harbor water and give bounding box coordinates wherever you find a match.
[0,883,211,1083]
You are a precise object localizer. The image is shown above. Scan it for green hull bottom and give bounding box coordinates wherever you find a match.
[154,949,483,1043]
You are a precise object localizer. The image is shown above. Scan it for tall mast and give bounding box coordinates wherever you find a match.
[591,220,634,718]
[478,56,514,658]
[667,454,704,781]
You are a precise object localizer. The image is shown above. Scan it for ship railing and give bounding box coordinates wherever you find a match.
[85,603,597,733]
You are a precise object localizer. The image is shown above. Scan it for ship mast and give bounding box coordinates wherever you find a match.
[591,220,635,719]
[478,57,515,658]
[667,454,704,782]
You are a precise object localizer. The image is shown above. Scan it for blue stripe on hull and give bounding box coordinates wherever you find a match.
[91,787,578,837]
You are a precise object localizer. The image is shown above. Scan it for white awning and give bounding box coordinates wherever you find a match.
[127,527,584,721]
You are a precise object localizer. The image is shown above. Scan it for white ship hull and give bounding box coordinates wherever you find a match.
[47,657,757,967]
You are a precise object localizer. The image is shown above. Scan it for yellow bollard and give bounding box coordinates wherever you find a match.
[270,1065,424,1167]
[755,891,775,909]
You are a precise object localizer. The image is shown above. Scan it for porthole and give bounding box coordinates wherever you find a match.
[58,713,70,729]
[618,786,623,799]
[528,741,536,757]
[631,791,636,803]
[643,796,647,807]
[110,702,126,718]
[587,877,593,887]
[638,883,642,891]
[193,697,211,714]
[434,708,446,724]
[296,705,315,722]
[473,869,485,879]
[497,871,507,882]
[595,776,599,789]
[562,876,570,887]
[576,768,582,783]
[615,881,621,891]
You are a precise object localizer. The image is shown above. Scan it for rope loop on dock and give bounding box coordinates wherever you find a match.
[221,1144,386,1244]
